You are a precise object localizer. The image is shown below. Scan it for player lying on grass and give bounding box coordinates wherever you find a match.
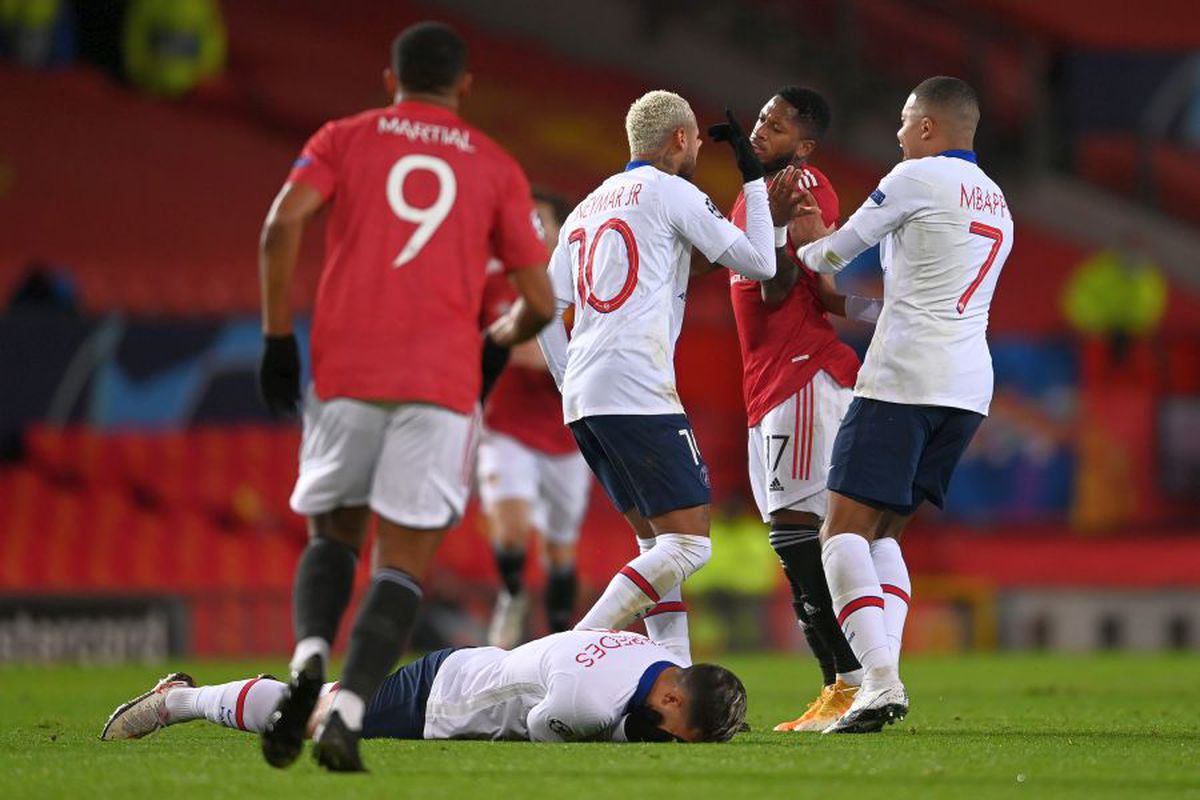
[101,629,748,745]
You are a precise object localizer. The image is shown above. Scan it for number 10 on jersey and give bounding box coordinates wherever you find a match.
[569,219,640,313]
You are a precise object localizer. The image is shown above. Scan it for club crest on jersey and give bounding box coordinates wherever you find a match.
[530,208,546,241]
[705,197,724,219]
[869,188,886,205]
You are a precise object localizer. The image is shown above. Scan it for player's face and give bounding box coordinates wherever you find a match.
[533,201,561,250]
[677,122,702,179]
[751,96,810,169]
[897,93,928,160]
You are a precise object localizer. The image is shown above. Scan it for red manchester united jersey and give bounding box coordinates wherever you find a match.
[728,164,860,427]
[288,100,547,414]
[479,263,577,455]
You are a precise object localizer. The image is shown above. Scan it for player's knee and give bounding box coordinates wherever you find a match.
[654,533,712,579]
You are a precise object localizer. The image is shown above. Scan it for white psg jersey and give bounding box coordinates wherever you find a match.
[796,151,1013,415]
[422,629,681,741]
[538,165,775,423]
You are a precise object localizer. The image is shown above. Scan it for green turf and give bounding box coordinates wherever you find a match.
[2,653,1198,799]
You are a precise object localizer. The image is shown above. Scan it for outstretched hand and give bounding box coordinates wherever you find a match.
[788,188,836,244]
[767,166,804,226]
[708,109,764,182]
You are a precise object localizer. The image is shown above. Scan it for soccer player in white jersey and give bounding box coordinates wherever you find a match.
[101,630,748,746]
[791,76,1013,733]
[537,91,798,664]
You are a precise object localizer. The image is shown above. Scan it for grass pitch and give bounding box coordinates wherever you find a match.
[2,652,1198,800]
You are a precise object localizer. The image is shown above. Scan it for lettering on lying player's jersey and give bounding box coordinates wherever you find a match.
[575,183,643,219]
[574,632,654,667]
[376,117,476,152]
[959,184,1009,218]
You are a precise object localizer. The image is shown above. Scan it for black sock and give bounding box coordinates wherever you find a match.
[494,547,526,597]
[545,564,577,633]
[770,526,861,678]
[293,535,358,643]
[795,597,837,686]
[339,567,423,702]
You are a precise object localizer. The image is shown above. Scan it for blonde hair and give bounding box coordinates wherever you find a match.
[625,90,696,157]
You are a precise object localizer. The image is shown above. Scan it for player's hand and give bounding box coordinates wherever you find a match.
[767,166,804,226]
[708,109,765,183]
[622,706,681,743]
[480,331,511,402]
[788,189,836,244]
[259,334,301,417]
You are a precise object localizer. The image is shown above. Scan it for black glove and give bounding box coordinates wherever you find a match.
[707,109,764,183]
[622,705,681,743]
[480,332,511,402]
[259,334,301,417]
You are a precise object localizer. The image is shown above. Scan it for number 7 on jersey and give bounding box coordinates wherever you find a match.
[958,221,1003,314]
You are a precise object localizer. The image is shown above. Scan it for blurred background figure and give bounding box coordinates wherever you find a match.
[477,190,592,648]
[1,0,1199,670]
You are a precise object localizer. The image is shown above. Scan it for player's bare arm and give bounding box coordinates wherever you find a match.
[257,180,325,416]
[259,181,325,336]
[759,249,799,307]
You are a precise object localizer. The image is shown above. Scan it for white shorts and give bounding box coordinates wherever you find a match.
[476,430,591,545]
[748,370,853,523]
[290,387,479,529]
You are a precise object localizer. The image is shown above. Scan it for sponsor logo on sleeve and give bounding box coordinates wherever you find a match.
[705,197,724,219]
[531,208,546,241]
[292,156,313,169]
[869,188,886,205]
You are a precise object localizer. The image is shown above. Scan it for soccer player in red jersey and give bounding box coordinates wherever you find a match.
[255,22,553,772]
[723,88,883,732]
[477,191,592,646]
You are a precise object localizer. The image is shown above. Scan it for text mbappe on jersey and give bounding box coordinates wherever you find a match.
[576,183,642,219]
[376,116,475,152]
[574,632,654,667]
[960,184,1008,218]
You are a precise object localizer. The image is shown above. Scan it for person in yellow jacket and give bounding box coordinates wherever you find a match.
[123,0,225,96]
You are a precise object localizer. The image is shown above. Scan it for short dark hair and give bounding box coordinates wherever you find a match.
[531,188,572,226]
[775,86,831,140]
[676,663,749,743]
[391,22,467,93]
[911,75,980,129]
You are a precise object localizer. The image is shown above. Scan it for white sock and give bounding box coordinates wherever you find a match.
[636,537,692,666]
[165,677,287,733]
[327,689,366,731]
[290,636,330,675]
[836,668,864,687]
[870,537,911,662]
[575,533,711,632]
[821,533,896,688]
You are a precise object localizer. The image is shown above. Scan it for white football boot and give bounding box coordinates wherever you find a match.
[487,590,529,649]
[100,672,195,740]
[822,680,908,734]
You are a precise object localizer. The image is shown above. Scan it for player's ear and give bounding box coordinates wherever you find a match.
[383,68,399,99]
[674,126,687,151]
[455,71,474,102]
[796,138,816,158]
[921,115,935,140]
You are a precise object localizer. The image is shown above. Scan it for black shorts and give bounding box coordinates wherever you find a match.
[569,414,711,519]
[827,398,983,516]
[361,648,458,740]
